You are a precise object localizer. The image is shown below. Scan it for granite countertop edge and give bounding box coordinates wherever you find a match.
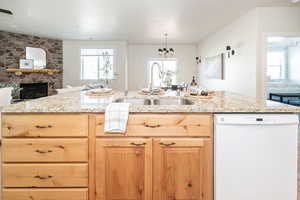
[1,90,300,114]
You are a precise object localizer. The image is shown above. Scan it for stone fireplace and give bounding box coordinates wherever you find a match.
[0,30,63,96]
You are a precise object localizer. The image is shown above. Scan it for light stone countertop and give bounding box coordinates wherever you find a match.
[1,90,300,113]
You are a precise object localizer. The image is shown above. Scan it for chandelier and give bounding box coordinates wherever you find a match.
[158,33,175,58]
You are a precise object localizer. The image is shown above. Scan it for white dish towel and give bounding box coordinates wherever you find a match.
[104,103,130,133]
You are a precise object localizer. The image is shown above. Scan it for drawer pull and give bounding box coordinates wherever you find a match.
[160,142,176,147]
[35,125,53,129]
[35,150,53,154]
[130,142,146,146]
[145,124,160,128]
[34,175,53,180]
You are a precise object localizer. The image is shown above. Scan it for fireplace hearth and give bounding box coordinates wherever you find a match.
[20,83,48,99]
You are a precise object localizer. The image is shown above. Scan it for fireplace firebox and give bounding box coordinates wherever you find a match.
[20,83,48,99]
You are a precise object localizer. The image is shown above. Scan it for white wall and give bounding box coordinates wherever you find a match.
[259,7,300,34]
[128,44,198,90]
[63,40,128,90]
[63,41,197,91]
[258,7,300,99]
[198,7,300,99]
[198,9,259,97]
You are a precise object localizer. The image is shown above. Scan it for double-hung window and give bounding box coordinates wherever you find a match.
[267,50,286,80]
[148,59,177,87]
[81,49,114,80]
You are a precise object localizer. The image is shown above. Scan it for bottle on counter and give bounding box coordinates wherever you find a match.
[191,76,197,86]
[189,76,198,95]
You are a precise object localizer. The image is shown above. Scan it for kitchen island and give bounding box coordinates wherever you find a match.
[1,91,300,200]
[2,90,300,113]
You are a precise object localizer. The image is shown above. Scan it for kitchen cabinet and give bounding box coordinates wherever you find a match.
[2,113,213,200]
[3,163,88,188]
[153,138,212,200]
[2,139,88,162]
[3,189,88,200]
[96,138,152,200]
[1,114,89,200]
[95,137,212,200]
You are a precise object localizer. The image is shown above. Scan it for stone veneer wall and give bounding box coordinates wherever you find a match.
[0,30,63,96]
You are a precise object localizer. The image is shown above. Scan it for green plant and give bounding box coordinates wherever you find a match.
[0,83,22,98]
[100,51,113,87]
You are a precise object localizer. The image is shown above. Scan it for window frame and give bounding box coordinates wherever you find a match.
[266,48,288,82]
[80,48,115,81]
[147,58,178,87]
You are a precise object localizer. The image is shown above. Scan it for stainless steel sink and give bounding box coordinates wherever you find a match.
[153,98,194,105]
[114,98,194,105]
[114,98,151,105]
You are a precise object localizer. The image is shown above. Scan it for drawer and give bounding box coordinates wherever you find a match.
[2,114,88,138]
[3,189,88,200]
[95,114,212,137]
[3,164,88,188]
[2,139,88,163]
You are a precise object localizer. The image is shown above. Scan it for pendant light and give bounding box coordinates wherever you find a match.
[158,33,175,58]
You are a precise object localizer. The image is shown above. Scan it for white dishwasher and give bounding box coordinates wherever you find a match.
[214,114,299,200]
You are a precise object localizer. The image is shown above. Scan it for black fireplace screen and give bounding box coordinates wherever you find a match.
[20,83,48,99]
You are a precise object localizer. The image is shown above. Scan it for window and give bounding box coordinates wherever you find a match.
[81,49,114,80]
[148,59,177,87]
[267,50,286,80]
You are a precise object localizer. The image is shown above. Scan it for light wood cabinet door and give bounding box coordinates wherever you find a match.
[153,138,213,200]
[96,138,152,200]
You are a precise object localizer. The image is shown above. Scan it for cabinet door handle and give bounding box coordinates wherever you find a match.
[160,142,176,147]
[130,142,146,146]
[35,125,53,129]
[35,150,53,154]
[145,124,160,128]
[34,175,53,180]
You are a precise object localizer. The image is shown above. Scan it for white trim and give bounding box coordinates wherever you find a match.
[80,48,116,81]
[147,58,178,86]
[261,32,300,100]
[124,42,129,91]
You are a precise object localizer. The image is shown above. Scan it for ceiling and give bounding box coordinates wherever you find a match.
[0,0,299,44]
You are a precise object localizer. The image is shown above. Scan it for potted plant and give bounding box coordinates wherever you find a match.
[100,51,118,88]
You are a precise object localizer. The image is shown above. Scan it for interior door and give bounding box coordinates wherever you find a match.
[153,138,212,200]
[96,138,152,200]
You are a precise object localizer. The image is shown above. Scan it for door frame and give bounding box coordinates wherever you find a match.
[261,32,300,100]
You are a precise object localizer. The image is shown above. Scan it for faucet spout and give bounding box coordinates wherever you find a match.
[149,62,162,92]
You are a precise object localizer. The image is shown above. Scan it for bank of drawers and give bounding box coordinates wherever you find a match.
[1,114,89,200]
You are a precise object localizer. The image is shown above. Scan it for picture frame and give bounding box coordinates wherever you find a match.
[203,53,225,80]
[19,59,34,69]
[26,47,47,69]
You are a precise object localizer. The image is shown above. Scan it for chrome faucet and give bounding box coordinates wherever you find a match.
[149,62,162,92]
